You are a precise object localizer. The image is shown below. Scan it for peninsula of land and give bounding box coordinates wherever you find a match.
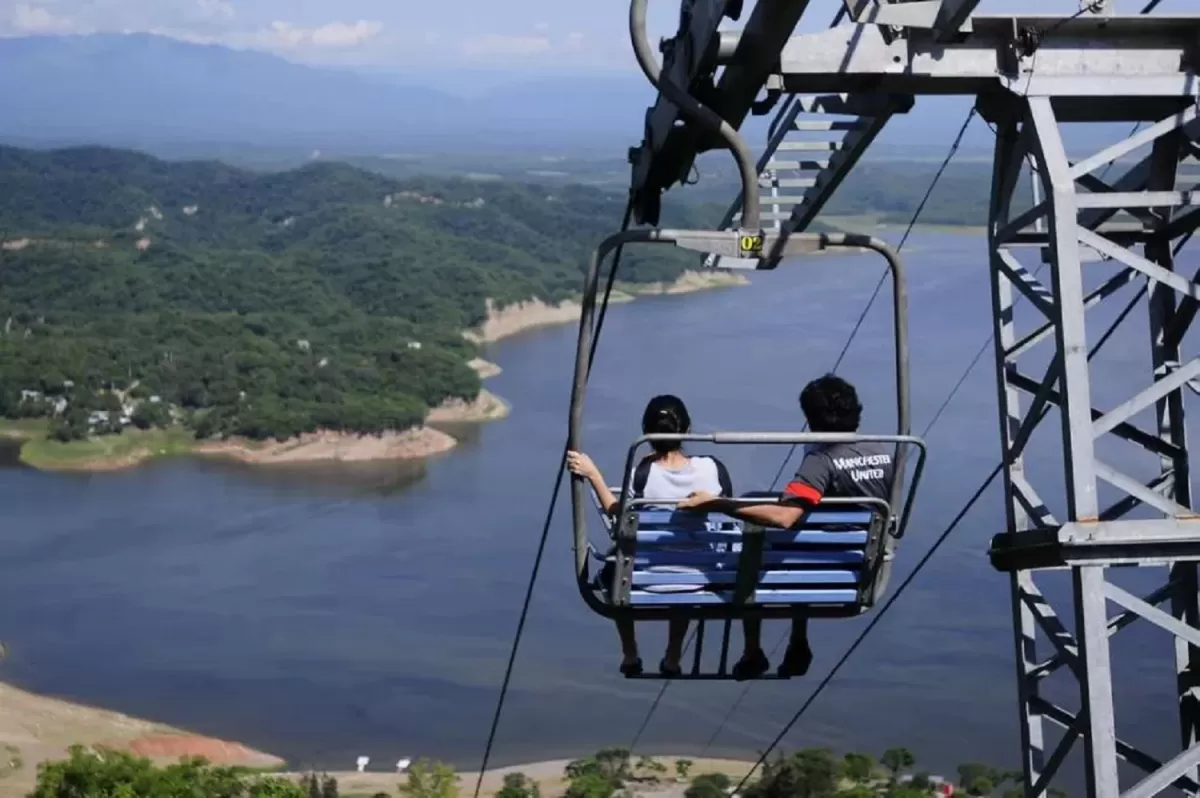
[0,145,750,474]
[0,269,745,473]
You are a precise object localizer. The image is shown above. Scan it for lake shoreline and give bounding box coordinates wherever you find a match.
[0,677,758,798]
[463,269,748,345]
[286,755,757,798]
[0,680,284,798]
[0,269,745,473]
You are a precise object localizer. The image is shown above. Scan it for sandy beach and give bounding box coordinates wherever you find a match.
[192,365,511,466]
[193,425,461,464]
[464,270,748,345]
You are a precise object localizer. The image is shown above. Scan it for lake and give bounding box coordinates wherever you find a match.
[0,230,1192,790]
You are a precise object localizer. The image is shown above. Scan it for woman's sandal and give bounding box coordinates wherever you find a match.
[658,658,683,678]
[620,658,644,677]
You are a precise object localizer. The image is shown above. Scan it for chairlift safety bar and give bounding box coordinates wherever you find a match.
[614,432,927,541]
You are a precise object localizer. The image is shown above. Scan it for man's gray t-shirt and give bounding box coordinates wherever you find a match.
[781,441,895,504]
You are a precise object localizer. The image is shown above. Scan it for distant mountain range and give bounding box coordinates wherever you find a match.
[0,34,660,154]
[0,33,1129,160]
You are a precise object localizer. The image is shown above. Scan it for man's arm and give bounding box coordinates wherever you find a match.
[720,499,806,528]
[693,497,809,529]
[679,449,831,528]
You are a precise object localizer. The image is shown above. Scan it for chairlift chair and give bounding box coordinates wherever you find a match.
[565,0,927,679]
[566,228,927,680]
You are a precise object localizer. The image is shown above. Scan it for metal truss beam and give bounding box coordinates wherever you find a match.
[764,15,1200,97]
[630,8,1199,224]
[833,0,978,35]
[985,86,1200,798]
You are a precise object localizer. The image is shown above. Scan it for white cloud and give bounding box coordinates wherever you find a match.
[194,0,235,21]
[461,33,551,57]
[10,2,77,34]
[254,19,384,50]
[142,26,220,45]
[459,28,590,60]
[310,20,382,47]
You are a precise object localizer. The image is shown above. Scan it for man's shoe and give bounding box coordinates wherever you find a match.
[731,648,770,680]
[777,643,813,678]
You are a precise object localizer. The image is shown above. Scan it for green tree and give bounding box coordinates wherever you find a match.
[842,753,874,785]
[30,745,306,797]
[747,749,839,798]
[966,777,995,796]
[398,759,459,798]
[957,764,993,790]
[635,756,667,782]
[835,787,876,798]
[48,415,85,442]
[989,770,1023,794]
[307,772,322,798]
[685,773,731,798]
[881,749,915,784]
[675,759,694,782]
[322,773,340,798]
[255,780,312,798]
[132,400,170,430]
[565,759,598,781]
[592,748,631,783]
[885,786,930,798]
[192,409,221,440]
[565,772,618,798]
[496,772,540,798]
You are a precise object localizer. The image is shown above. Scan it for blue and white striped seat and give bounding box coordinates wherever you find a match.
[615,504,878,609]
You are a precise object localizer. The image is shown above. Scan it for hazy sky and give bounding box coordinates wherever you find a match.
[0,0,1176,73]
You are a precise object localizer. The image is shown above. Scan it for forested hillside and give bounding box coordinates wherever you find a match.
[0,145,710,444]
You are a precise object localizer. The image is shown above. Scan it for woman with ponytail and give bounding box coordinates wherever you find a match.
[567,394,734,677]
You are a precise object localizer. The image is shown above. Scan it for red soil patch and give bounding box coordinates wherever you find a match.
[126,734,274,765]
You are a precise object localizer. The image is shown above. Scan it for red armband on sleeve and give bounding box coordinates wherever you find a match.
[782,481,822,503]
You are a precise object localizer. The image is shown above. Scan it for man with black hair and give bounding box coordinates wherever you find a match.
[677,374,894,679]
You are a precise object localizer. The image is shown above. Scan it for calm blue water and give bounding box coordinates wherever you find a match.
[0,231,1194,790]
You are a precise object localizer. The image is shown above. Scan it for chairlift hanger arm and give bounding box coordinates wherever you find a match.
[628,0,809,221]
